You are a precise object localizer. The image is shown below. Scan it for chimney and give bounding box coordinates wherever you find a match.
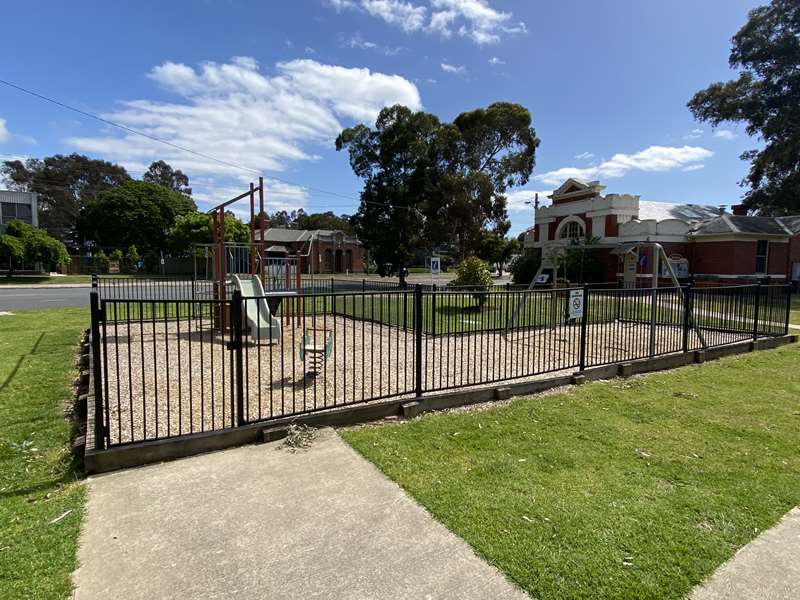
[731,204,748,216]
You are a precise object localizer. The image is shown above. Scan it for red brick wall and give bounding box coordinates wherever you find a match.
[604,215,618,238]
[691,240,788,277]
[768,242,788,275]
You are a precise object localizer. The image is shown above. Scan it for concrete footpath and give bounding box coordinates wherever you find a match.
[72,428,528,600]
[690,507,800,600]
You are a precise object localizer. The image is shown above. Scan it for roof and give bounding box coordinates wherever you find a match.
[255,228,361,244]
[636,201,722,223]
[778,216,800,234]
[690,214,796,236]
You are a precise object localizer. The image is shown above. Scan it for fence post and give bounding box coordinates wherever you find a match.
[682,283,692,353]
[362,278,366,293]
[784,284,792,335]
[649,286,657,357]
[753,281,762,342]
[414,284,423,398]
[331,277,335,294]
[229,289,245,427]
[89,291,106,450]
[578,285,589,371]
[430,285,436,337]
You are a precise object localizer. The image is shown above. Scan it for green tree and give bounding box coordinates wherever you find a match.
[79,181,196,252]
[337,105,446,287]
[337,103,538,284]
[1,154,130,247]
[294,210,354,233]
[143,160,192,196]
[444,103,539,258]
[688,0,800,214]
[478,228,521,277]
[3,219,70,273]
[168,211,249,255]
[0,234,25,276]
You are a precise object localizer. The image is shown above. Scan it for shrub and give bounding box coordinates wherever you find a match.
[0,234,25,276]
[124,245,140,273]
[3,220,69,272]
[93,250,110,274]
[450,256,493,307]
[510,248,541,285]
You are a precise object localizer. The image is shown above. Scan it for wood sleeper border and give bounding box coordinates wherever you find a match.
[83,334,798,474]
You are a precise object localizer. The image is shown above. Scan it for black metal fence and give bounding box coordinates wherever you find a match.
[89,282,792,450]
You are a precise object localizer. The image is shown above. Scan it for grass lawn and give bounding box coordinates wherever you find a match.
[0,275,95,285]
[790,295,800,326]
[342,343,800,600]
[0,308,88,599]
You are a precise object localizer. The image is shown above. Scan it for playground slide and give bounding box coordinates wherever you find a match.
[232,275,282,341]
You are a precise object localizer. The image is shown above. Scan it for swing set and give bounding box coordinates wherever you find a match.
[505,240,707,350]
[203,178,333,371]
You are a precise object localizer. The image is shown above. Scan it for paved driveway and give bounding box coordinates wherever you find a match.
[72,429,528,600]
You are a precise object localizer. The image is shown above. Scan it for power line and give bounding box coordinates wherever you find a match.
[0,77,425,213]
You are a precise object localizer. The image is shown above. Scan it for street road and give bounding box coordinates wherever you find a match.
[0,287,92,311]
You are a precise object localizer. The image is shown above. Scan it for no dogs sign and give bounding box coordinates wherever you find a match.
[569,289,584,319]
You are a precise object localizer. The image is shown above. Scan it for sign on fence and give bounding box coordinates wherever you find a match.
[569,289,584,319]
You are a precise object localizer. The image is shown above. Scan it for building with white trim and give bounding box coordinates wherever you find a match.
[523,178,800,285]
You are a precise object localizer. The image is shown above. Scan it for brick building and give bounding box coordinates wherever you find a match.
[256,228,366,274]
[523,178,800,286]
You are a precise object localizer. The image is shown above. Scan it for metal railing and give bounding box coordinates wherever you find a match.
[88,282,792,450]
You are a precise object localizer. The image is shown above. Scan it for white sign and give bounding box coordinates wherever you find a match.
[623,252,637,289]
[661,256,690,279]
[534,273,550,284]
[569,289,584,319]
[430,256,441,274]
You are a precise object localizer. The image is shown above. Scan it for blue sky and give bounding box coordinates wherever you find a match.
[0,0,762,236]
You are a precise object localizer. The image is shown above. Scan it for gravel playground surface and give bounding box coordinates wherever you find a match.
[97,314,749,446]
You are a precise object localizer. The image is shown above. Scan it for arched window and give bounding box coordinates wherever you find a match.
[559,220,585,241]
[323,249,333,272]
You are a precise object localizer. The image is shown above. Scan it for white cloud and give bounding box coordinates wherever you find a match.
[683,128,704,140]
[574,151,594,160]
[682,164,704,172]
[361,0,428,32]
[0,118,8,143]
[326,0,526,45]
[65,57,422,210]
[488,56,505,66]
[713,129,736,140]
[429,0,526,45]
[341,33,405,55]
[535,145,714,186]
[440,62,466,74]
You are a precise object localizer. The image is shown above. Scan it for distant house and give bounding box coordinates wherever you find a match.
[523,178,800,285]
[255,228,365,274]
[0,190,38,232]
